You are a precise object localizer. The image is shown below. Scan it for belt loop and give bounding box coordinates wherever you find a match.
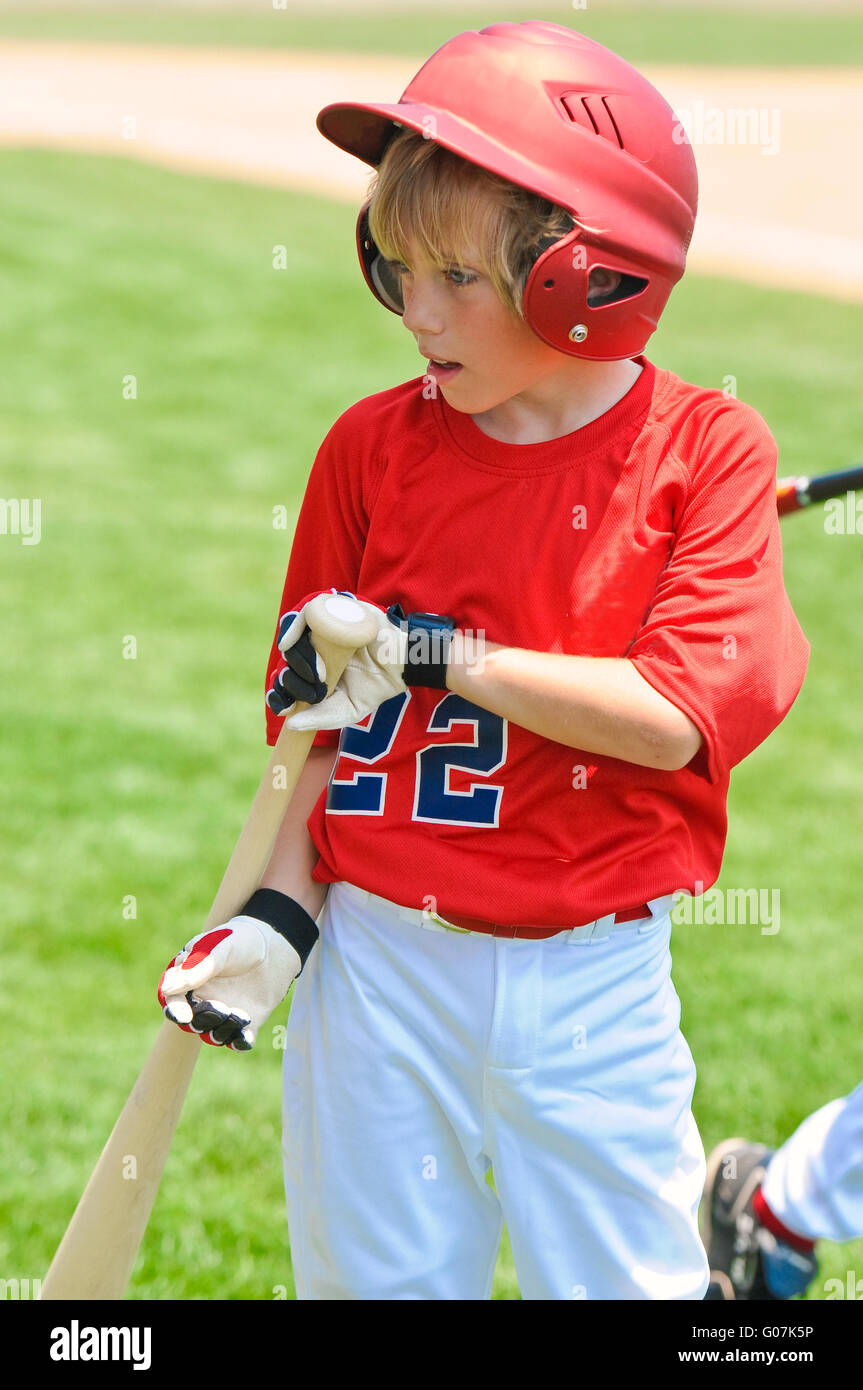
[641,894,675,931]
[588,911,616,942]
[566,911,616,945]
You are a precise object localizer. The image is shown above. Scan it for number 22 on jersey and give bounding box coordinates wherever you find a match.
[326,692,507,828]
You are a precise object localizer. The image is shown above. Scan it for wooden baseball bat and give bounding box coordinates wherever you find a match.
[40,593,378,1300]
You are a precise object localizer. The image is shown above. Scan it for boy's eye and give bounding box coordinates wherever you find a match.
[387,261,476,287]
[445,267,477,287]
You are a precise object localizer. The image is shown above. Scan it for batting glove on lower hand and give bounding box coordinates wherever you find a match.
[279,599,456,732]
[157,889,318,1051]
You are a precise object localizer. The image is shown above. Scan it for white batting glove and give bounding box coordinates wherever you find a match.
[157,890,319,1051]
[281,600,456,732]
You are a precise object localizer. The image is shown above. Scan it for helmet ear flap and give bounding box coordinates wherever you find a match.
[357,203,404,314]
[524,229,659,360]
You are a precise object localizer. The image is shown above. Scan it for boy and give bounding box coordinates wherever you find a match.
[158,22,809,1299]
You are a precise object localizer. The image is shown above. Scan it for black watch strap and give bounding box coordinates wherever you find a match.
[387,605,456,690]
[241,889,319,972]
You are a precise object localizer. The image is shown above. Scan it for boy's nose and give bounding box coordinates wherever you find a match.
[401,281,445,337]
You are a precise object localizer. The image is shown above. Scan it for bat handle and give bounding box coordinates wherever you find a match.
[206,592,380,926]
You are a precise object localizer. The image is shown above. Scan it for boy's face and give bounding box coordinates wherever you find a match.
[395,240,580,416]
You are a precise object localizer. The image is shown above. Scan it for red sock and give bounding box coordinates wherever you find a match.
[753,1185,816,1254]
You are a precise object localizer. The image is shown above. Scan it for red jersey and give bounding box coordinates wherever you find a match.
[265,357,809,928]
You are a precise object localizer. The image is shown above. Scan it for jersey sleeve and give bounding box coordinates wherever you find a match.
[627,401,809,784]
[264,407,380,747]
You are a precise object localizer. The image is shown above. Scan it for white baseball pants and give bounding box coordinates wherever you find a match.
[282,881,709,1300]
[761,1081,863,1243]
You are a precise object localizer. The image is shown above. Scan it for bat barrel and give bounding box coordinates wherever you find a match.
[40,1024,200,1300]
[804,464,863,504]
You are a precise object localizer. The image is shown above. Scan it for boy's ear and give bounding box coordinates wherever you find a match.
[586,268,622,305]
[587,268,647,307]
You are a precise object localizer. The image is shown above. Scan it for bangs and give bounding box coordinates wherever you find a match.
[368,134,513,270]
[366,129,575,318]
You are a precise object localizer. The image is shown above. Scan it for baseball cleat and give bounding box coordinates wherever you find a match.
[700,1138,818,1300]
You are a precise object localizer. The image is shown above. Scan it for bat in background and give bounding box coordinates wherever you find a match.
[39,592,378,1301]
[777,463,863,517]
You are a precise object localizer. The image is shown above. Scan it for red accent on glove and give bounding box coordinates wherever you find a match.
[157,930,235,1041]
[156,952,179,1009]
[157,956,196,1036]
[181,927,233,971]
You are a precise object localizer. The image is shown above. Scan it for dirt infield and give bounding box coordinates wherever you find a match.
[1,39,861,302]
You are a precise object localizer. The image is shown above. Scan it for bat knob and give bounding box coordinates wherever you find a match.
[304,592,380,651]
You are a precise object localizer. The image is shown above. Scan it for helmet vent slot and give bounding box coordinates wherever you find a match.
[600,96,624,149]
[559,92,625,149]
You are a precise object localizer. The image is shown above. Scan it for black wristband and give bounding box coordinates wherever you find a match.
[386,605,456,690]
[241,889,319,973]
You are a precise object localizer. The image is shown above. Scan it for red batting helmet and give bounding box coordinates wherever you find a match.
[317,21,698,361]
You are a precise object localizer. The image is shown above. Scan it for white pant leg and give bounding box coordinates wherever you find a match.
[282,884,707,1300]
[484,912,708,1300]
[761,1082,863,1244]
[282,883,502,1300]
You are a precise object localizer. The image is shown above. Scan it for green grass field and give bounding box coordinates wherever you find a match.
[3,1,863,67]
[2,149,862,1301]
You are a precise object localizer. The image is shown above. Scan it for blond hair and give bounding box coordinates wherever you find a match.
[366,128,575,319]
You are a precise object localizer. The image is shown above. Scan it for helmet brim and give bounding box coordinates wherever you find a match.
[317,100,567,212]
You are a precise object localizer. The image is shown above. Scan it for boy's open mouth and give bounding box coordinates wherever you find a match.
[426,358,463,378]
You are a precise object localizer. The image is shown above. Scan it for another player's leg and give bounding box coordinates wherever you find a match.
[702,1082,863,1300]
[701,1140,817,1300]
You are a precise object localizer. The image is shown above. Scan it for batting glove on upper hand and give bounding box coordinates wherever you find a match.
[157,889,318,1051]
[266,605,331,718]
[279,600,456,732]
